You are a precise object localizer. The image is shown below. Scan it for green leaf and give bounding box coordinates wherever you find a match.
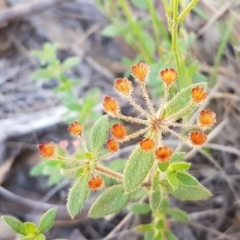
[124,147,154,193]
[164,181,212,200]
[131,0,148,9]
[158,162,169,172]
[31,69,52,80]
[30,162,45,176]
[101,23,128,37]
[90,115,109,155]
[166,172,179,190]
[38,207,57,233]
[176,172,199,186]
[150,174,161,211]
[109,159,125,172]
[155,219,165,229]
[67,175,90,218]
[129,203,151,215]
[159,197,169,212]
[62,57,80,70]
[89,185,130,218]
[24,222,37,234]
[164,230,179,240]
[144,231,154,240]
[35,233,46,240]
[162,82,207,119]
[141,30,156,55]
[22,235,35,240]
[170,152,185,163]
[166,208,189,222]
[2,216,27,236]
[170,162,191,171]
[136,223,154,232]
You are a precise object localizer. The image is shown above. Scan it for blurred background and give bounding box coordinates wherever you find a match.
[1,0,240,239]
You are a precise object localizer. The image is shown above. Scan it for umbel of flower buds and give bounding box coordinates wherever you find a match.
[190,131,207,145]
[111,124,127,140]
[114,78,132,96]
[198,109,216,128]
[88,176,103,190]
[155,146,173,162]
[68,121,82,135]
[160,68,177,86]
[131,62,150,82]
[106,139,119,152]
[103,96,120,115]
[38,142,55,158]
[140,138,155,151]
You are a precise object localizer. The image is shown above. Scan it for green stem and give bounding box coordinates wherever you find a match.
[146,0,161,50]
[177,0,199,23]
[119,0,154,63]
[171,0,184,88]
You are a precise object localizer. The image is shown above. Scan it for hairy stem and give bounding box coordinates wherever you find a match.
[96,165,123,181]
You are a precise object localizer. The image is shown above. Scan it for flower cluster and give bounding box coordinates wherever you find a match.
[103,62,216,163]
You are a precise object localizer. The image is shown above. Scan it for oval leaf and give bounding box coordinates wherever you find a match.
[166,208,189,222]
[170,152,185,163]
[2,216,27,236]
[38,207,57,233]
[164,181,212,201]
[91,115,108,154]
[67,175,90,218]
[129,203,151,215]
[176,172,199,186]
[124,147,154,193]
[89,184,130,218]
[150,174,161,211]
[24,222,37,234]
[163,82,207,119]
[170,162,191,171]
[166,172,179,190]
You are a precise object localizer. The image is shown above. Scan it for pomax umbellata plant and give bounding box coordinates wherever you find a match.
[36,63,216,239]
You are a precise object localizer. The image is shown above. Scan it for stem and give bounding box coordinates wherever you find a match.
[177,0,199,23]
[97,152,114,162]
[119,0,153,63]
[171,0,185,89]
[56,155,85,163]
[79,135,88,153]
[116,113,148,125]
[164,122,200,129]
[140,83,156,117]
[164,126,190,146]
[156,85,169,118]
[146,0,160,50]
[96,165,123,181]
[122,127,150,143]
[126,95,153,119]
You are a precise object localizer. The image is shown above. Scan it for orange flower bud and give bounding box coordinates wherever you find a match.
[111,124,127,140]
[88,176,103,191]
[67,121,82,135]
[131,62,150,82]
[198,109,216,127]
[103,96,120,115]
[160,68,177,86]
[38,142,55,158]
[190,131,207,145]
[114,78,132,96]
[140,138,155,151]
[191,87,207,103]
[155,146,173,162]
[106,139,119,152]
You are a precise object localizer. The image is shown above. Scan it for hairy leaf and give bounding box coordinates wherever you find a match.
[67,175,90,218]
[166,208,189,222]
[166,172,179,190]
[170,162,191,171]
[176,172,199,186]
[170,152,185,163]
[2,216,27,236]
[162,82,207,119]
[89,185,130,218]
[124,147,154,193]
[38,207,57,233]
[130,203,151,215]
[91,115,109,155]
